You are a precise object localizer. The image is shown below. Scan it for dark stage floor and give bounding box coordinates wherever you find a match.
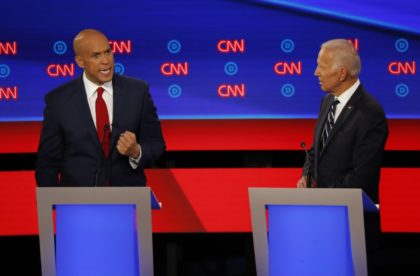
[1,232,420,276]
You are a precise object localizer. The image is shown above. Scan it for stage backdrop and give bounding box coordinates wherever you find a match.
[1,0,419,235]
[1,0,419,121]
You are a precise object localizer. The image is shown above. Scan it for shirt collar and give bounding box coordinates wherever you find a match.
[83,72,113,98]
[336,79,360,105]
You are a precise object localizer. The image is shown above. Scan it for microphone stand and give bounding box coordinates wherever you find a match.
[300,142,312,188]
[95,124,110,187]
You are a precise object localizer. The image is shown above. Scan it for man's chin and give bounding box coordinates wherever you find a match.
[99,74,114,83]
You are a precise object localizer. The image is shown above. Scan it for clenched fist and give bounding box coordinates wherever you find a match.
[116,131,141,158]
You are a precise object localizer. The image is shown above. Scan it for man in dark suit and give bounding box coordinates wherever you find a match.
[36,29,165,187]
[297,39,388,203]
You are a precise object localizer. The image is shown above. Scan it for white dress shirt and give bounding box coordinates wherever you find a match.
[334,79,360,122]
[83,72,113,129]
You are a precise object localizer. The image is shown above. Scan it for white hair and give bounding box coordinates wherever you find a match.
[321,39,361,77]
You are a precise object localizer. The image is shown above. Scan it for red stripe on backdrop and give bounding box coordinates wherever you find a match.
[147,168,300,232]
[0,119,419,153]
[380,169,420,232]
[0,122,41,153]
[0,171,39,235]
[1,168,419,236]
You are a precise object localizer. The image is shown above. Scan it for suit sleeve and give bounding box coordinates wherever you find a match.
[35,93,63,186]
[137,85,166,168]
[302,95,328,177]
[335,106,388,198]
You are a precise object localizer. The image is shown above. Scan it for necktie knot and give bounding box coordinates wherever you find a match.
[97,87,104,97]
[329,99,340,122]
[332,99,340,109]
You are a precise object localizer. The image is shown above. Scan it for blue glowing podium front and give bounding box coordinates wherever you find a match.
[248,188,377,276]
[36,187,161,276]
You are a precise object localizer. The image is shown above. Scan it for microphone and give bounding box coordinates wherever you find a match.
[300,141,312,188]
[300,141,308,153]
[101,123,110,153]
[95,124,110,187]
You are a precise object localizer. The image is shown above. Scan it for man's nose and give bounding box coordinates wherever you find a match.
[100,55,110,64]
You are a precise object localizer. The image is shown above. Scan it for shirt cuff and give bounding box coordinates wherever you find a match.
[129,144,142,169]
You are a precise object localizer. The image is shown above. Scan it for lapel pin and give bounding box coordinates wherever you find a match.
[347,105,352,110]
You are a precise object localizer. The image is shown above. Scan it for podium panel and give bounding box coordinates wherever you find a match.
[249,188,375,276]
[36,187,160,276]
[55,205,138,276]
[268,205,354,276]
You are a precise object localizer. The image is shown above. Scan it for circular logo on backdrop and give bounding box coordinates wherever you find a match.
[281,83,295,97]
[114,63,125,75]
[0,64,11,78]
[395,83,409,97]
[168,84,182,98]
[53,41,67,55]
[280,39,295,53]
[167,40,181,54]
[395,38,409,53]
[224,61,238,76]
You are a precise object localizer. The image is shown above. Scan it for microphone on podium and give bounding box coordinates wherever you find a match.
[300,141,312,188]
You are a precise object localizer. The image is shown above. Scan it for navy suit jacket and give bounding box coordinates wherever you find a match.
[36,74,165,187]
[303,84,388,202]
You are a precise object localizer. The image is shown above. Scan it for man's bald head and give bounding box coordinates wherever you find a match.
[73,29,114,85]
[73,29,109,56]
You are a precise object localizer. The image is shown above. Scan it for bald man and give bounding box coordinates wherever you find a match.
[296,39,388,203]
[36,29,165,187]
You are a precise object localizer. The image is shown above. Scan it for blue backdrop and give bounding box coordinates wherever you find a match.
[1,0,419,121]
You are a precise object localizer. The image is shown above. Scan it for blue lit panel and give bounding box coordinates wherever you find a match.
[268,205,354,276]
[55,205,139,276]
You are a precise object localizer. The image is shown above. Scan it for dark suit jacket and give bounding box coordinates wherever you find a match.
[303,84,388,202]
[36,74,165,187]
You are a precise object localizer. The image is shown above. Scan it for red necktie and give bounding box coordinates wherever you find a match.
[96,87,110,158]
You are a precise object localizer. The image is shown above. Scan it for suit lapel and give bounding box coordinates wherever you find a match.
[72,77,101,149]
[321,86,364,154]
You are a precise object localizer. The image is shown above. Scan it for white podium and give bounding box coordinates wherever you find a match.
[37,187,160,276]
[249,188,377,276]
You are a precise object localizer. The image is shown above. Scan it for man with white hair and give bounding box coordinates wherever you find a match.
[297,39,388,204]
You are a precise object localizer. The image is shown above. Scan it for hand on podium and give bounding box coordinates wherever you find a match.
[296,176,317,188]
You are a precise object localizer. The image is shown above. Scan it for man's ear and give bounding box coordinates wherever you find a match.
[339,67,348,81]
[75,56,84,69]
